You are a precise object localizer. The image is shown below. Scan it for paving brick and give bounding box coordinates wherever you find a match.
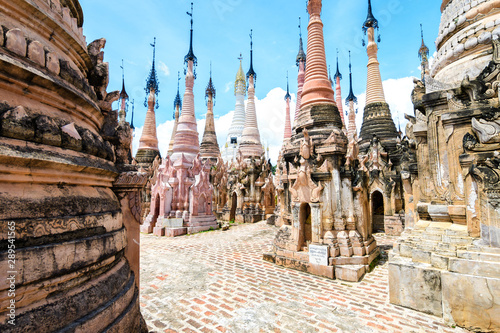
[140,222,469,333]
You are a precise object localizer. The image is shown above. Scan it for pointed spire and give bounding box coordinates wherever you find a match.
[359,0,398,154]
[334,49,345,127]
[119,59,129,100]
[285,72,291,101]
[205,63,216,103]
[418,24,429,61]
[283,73,292,141]
[130,99,135,129]
[345,51,357,104]
[200,66,220,162]
[294,17,306,128]
[363,0,379,32]
[144,38,159,108]
[334,49,342,80]
[171,8,200,164]
[296,17,306,65]
[235,53,246,96]
[240,30,263,158]
[169,74,181,156]
[184,2,197,67]
[174,71,182,112]
[246,29,256,82]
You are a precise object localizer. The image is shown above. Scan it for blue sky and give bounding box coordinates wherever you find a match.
[79,0,441,161]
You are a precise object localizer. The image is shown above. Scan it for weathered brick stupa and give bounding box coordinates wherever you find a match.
[221,55,246,162]
[294,18,306,129]
[0,0,147,331]
[221,31,275,224]
[136,38,161,165]
[265,0,379,282]
[276,23,307,228]
[389,0,500,331]
[283,74,292,142]
[334,52,346,129]
[141,2,218,237]
[168,72,182,156]
[200,68,221,164]
[357,0,405,236]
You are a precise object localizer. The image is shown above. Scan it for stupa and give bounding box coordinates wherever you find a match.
[135,38,161,165]
[356,0,405,236]
[200,68,221,164]
[141,2,218,237]
[283,74,292,141]
[222,31,275,223]
[334,52,345,129]
[389,1,500,331]
[265,0,379,282]
[221,55,246,162]
[168,72,182,156]
[0,0,147,330]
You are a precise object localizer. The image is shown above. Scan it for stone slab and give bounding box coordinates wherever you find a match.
[160,218,184,228]
[308,263,334,279]
[335,265,365,282]
[448,257,500,278]
[442,271,500,332]
[165,227,187,237]
[388,257,443,317]
[153,226,165,237]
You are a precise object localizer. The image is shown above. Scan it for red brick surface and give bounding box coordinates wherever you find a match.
[140,223,469,332]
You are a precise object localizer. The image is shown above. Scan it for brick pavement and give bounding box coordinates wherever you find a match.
[140,222,469,333]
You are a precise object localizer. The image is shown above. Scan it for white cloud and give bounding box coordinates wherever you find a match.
[132,78,415,165]
[158,61,170,77]
[224,81,232,93]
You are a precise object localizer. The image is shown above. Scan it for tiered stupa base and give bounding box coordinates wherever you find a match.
[389,220,500,330]
[221,205,265,224]
[358,102,399,153]
[264,229,379,282]
[141,212,218,237]
[135,149,160,165]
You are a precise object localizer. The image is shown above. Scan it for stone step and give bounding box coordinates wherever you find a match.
[443,224,469,237]
[187,225,218,234]
[415,240,439,252]
[188,221,218,227]
[467,244,500,255]
[441,235,474,246]
[457,250,500,263]
[431,253,450,269]
[433,249,457,258]
[448,257,500,278]
[436,242,457,252]
[420,233,443,242]
[425,222,453,234]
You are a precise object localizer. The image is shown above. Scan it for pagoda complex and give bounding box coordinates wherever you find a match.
[141,2,218,237]
[265,0,379,282]
[389,0,500,331]
[0,0,147,331]
[221,31,275,224]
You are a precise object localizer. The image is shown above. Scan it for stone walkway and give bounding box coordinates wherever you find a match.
[140,222,469,333]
